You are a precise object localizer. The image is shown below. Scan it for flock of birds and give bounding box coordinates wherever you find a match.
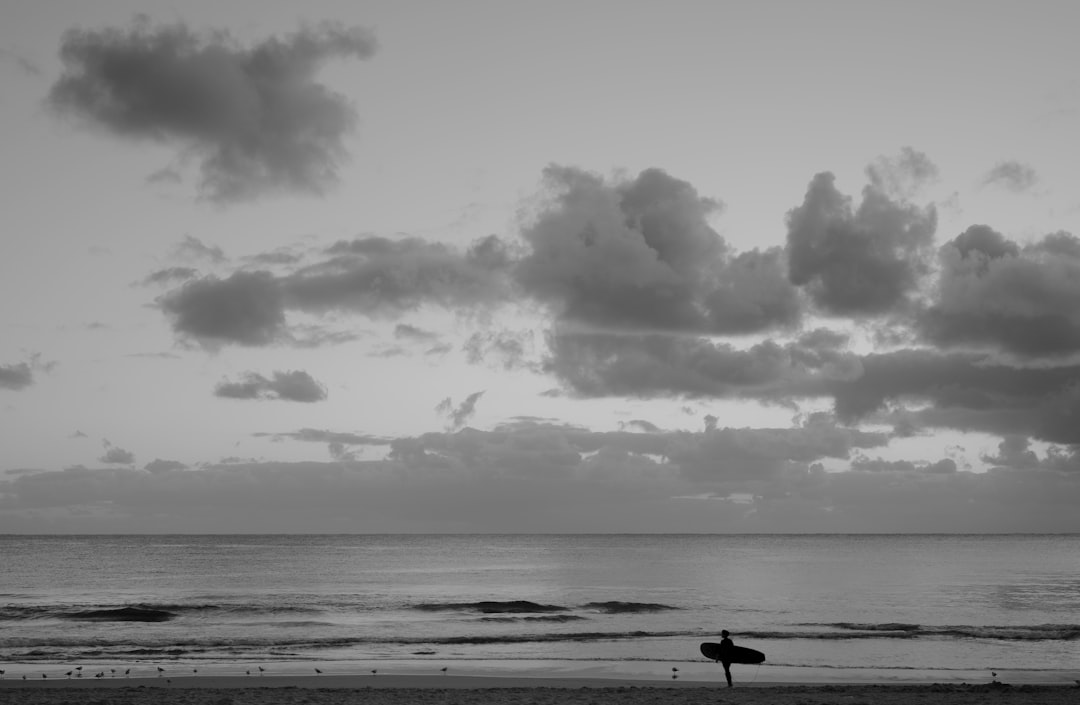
[0,664,456,683]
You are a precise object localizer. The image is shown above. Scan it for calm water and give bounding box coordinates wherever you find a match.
[1,534,1077,683]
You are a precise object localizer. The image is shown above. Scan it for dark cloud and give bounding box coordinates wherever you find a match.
[99,442,135,465]
[214,369,327,402]
[516,165,800,335]
[0,362,34,391]
[290,235,512,316]
[141,266,199,286]
[785,172,937,316]
[865,146,939,199]
[981,435,1040,470]
[982,160,1038,193]
[544,326,861,402]
[850,456,956,474]
[144,458,187,473]
[159,270,287,347]
[435,391,485,431]
[157,235,510,347]
[830,348,1080,444]
[49,18,377,202]
[919,228,1080,357]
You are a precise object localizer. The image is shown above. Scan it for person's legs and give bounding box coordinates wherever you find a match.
[722,661,732,687]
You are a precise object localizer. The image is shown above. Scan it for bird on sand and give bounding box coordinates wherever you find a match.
[125,669,131,677]
[0,670,5,679]
[65,671,72,678]
[315,668,323,675]
[157,667,165,677]
[440,667,448,675]
[258,666,266,676]
[371,669,378,675]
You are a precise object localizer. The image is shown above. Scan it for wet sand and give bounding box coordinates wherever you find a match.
[1,675,1077,705]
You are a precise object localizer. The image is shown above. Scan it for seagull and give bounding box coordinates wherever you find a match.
[193,669,198,675]
[258,666,266,676]
[371,669,378,675]
[42,674,47,679]
[125,669,131,677]
[0,669,5,679]
[315,668,323,675]
[75,666,82,672]
[95,672,104,679]
[672,667,679,673]
[440,667,448,675]
[246,670,251,676]
[157,667,165,677]
[65,671,73,678]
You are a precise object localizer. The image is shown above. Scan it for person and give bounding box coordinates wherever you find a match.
[718,629,734,687]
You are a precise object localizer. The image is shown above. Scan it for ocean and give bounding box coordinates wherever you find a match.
[1,534,1077,684]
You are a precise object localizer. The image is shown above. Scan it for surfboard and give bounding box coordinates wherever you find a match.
[700,642,765,664]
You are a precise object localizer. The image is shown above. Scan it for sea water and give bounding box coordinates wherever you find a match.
[1,534,1077,683]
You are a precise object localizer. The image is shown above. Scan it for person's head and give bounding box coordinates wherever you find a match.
[721,630,729,637]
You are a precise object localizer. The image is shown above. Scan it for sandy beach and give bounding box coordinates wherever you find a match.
[2,675,1078,705]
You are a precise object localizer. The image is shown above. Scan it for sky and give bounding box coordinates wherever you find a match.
[2,0,1080,533]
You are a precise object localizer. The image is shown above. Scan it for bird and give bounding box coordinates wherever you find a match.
[75,666,82,672]
[672,667,679,673]
[23,675,28,681]
[246,670,251,676]
[314,668,323,675]
[157,667,165,677]
[371,669,378,675]
[125,669,131,677]
[440,667,448,675]
[110,669,116,677]
[65,671,72,678]
[42,674,47,679]
[258,666,266,676]
[95,672,103,679]
[193,668,198,675]
[0,669,5,679]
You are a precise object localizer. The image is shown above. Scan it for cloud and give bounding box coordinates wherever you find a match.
[146,166,182,184]
[4,420,1079,532]
[0,46,42,76]
[0,362,34,391]
[214,369,327,402]
[850,456,956,474]
[982,160,1038,193]
[463,329,536,370]
[99,441,135,465]
[141,266,199,286]
[516,165,800,335]
[159,270,287,347]
[174,235,226,263]
[435,391,485,431]
[918,228,1080,357]
[144,458,187,473]
[49,18,377,202]
[865,146,939,199]
[394,324,439,342]
[543,326,861,402]
[830,348,1080,444]
[157,235,511,347]
[785,171,937,316]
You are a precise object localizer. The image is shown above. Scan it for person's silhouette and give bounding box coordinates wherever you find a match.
[718,629,734,687]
